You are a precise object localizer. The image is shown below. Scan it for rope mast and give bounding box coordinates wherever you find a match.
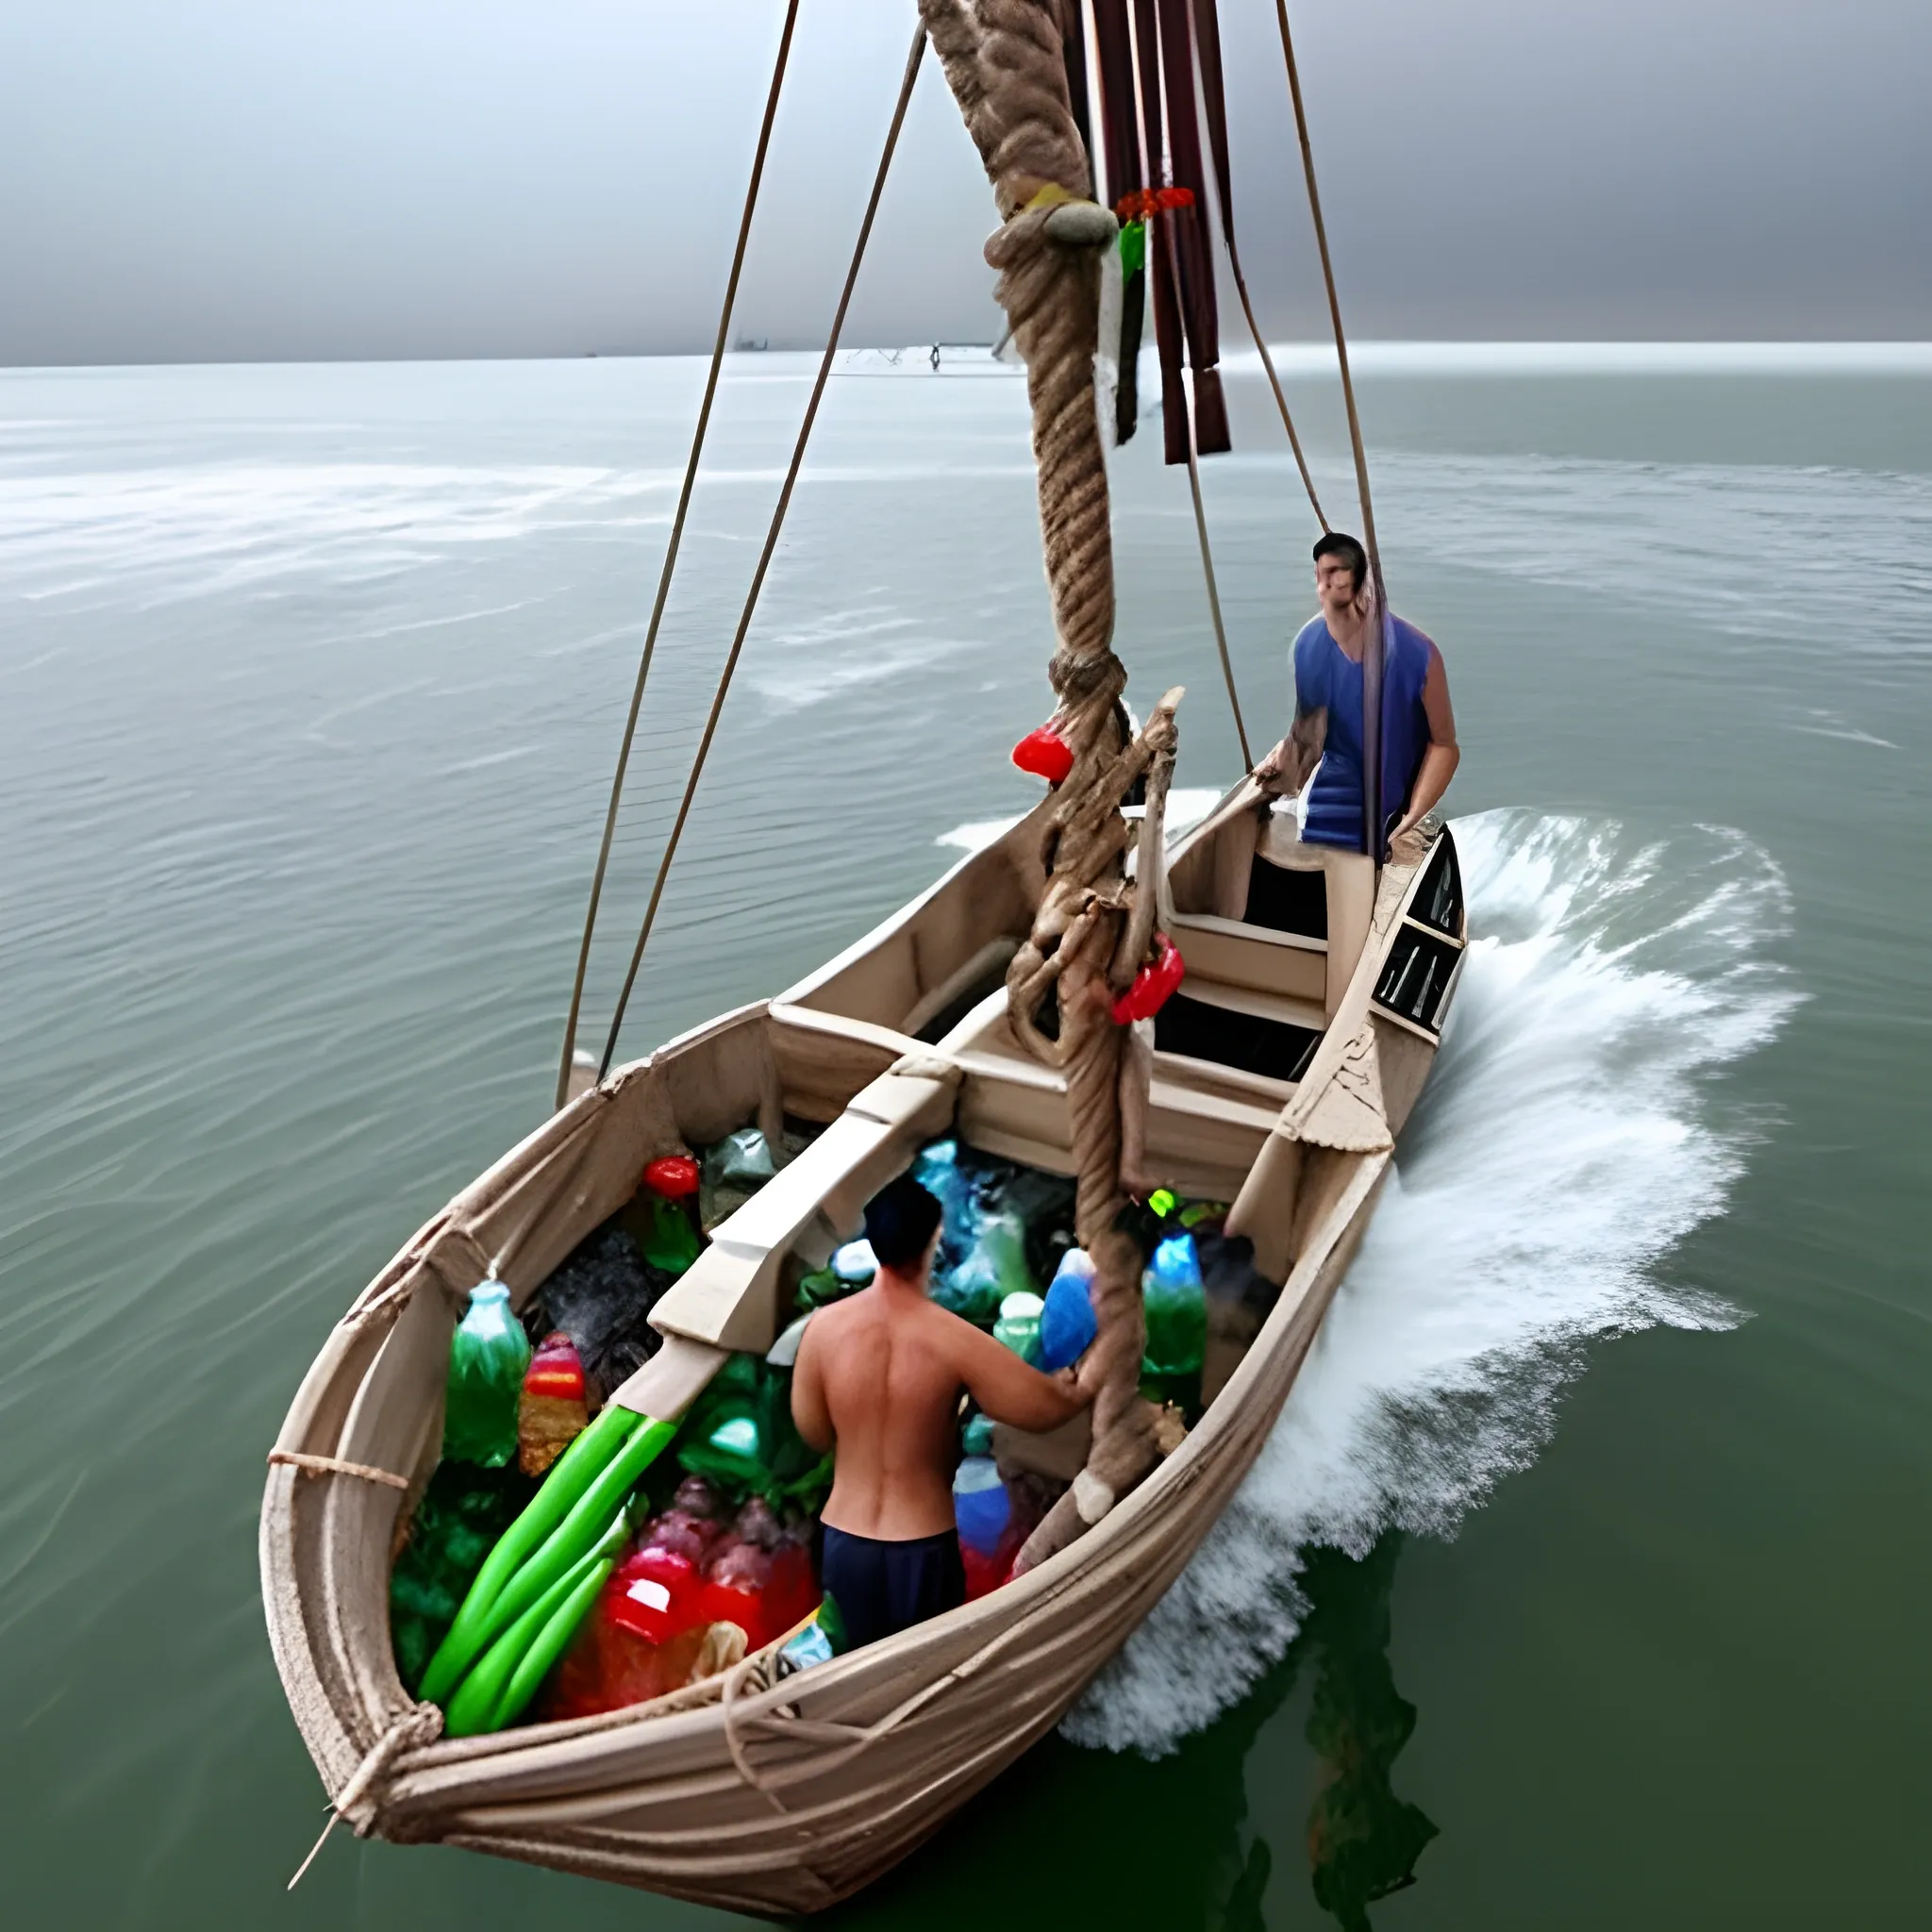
[920,0,1180,1567]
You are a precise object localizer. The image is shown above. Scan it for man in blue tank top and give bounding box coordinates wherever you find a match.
[1254,532,1459,858]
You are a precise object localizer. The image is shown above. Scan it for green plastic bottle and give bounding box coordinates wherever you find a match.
[442,1278,531,1467]
[1141,1234,1206,1377]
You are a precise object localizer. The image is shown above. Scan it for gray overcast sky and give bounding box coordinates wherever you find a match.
[3,0,1928,365]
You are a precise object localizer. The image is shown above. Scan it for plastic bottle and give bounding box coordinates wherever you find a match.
[607,1546,701,1647]
[1038,1247,1098,1370]
[911,1137,975,1256]
[955,1456,1023,1601]
[952,1456,1011,1557]
[517,1330,589,1477]
[442,1278,531,1467]
[1141,1231,1207,1376]
[937,1209,1034,1324]
[629,1156,702,1274]
[992,1291,1045,1363]
[775,1591,847,1677]
[960,1410,995,1458]
[695,1537,774,1644]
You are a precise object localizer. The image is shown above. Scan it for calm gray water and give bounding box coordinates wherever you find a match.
[1,350,1927,1927]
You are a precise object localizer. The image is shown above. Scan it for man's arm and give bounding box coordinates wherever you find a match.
[790,1316,834,1454]
[954,1320,1092,1433]
[1255,702,1326,795]
[1391,645,1459,841]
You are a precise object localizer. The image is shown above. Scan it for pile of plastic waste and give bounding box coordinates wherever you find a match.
[540,1476,823,1719]
[391,1123,830,1725]
[853,1143,1263,1601]
[392,1119,1282,1724]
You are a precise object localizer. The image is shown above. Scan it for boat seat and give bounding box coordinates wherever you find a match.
[936,989,1274,1202]
[649,1061,961,1353]
[1160,791,1373,1019]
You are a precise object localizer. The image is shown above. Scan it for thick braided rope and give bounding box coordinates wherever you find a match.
[924,4,1167,1566]
[921,0,1116,681]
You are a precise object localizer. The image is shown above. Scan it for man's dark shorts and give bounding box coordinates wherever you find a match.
[820,1524,966,1651]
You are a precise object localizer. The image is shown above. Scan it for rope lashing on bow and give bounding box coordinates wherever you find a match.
[267,1449,410,1491]
[286,1703,444,1889]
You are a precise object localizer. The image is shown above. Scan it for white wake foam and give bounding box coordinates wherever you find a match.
[1063,808,1799,1755]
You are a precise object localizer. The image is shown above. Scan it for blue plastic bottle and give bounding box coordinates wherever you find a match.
[1039,1248,1098,1370]
[911,1137,976,1255]
[952,1456,1011,1557]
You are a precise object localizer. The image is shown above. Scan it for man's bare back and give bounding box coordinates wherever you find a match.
[792,1226,1091,1541]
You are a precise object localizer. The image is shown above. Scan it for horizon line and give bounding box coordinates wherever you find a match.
[6,340,1932,379]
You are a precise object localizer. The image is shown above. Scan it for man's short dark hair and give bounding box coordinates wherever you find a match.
[864,1174,943,1270]
[1313,530,1368,592]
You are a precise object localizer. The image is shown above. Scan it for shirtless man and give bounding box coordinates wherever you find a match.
[791,1174,1093,1650]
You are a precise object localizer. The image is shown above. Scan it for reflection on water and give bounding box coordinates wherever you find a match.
[829,1532,1431,1932]
[1199,1533,1434,1932]
[1293,1537,1437,1930]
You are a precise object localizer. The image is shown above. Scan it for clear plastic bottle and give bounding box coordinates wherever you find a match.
[992,1291,1045,1362]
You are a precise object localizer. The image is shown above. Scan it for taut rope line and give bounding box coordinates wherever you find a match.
[1158,206,1252,769]
[1273,0,1379,577]
[1273,0,1388,855]
[1228,247,1327,530]
[554,0,802,1111]
[596,22,928,1077]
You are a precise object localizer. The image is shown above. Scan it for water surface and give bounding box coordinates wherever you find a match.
[0,350,1926,1926]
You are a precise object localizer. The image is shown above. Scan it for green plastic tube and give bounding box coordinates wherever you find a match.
[491,1555,614,1732]
[441,1514,625,1738]
[425,1415,675,1707]
[419,1404,640,1706]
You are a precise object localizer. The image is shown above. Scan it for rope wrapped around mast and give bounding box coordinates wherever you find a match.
[920,0,1174,1568]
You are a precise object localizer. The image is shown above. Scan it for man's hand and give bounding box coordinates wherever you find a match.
[1252,738,1294,794]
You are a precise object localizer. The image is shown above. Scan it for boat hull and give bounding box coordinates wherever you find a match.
[260,801,1462,1909]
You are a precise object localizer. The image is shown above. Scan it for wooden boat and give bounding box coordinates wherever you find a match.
[262,794,1465,1911]
[261,1,1469,1910]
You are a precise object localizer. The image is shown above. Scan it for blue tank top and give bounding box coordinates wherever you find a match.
[1292,614,1435,856]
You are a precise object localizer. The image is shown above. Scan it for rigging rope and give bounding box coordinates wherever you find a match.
[596,21,928,1078]
[554,0,802,1110]
[1273,0,1379,578]
[1273,0,1388,856]
[1227,249,1327,531]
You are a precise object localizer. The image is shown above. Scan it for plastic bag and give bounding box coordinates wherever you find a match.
[675,1353,834,1513]
[701,1127,777,1228]
[524,1226,675,1407]
[933,1208,1034,1324]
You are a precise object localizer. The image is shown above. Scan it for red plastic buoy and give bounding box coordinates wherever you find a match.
[1111,934,1185,1024]
[1011,724,1075,787]
[642,1155,700,1200]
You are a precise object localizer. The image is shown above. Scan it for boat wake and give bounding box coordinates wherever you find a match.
[1062,807,1799,1755]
